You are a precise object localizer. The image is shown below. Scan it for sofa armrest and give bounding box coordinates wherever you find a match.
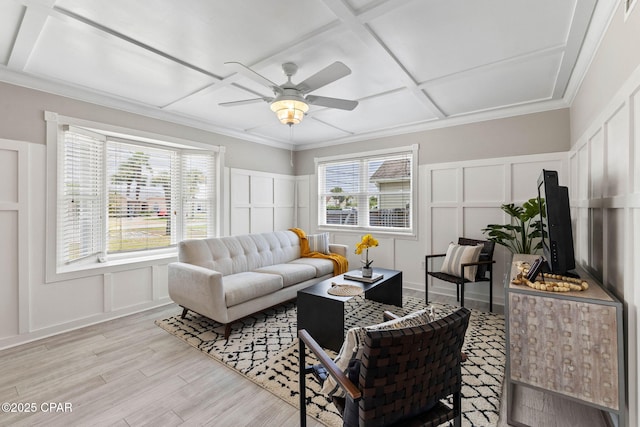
[168,262,227,323]
[328,243,348,257]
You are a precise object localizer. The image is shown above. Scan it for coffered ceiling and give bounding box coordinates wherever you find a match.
[0,0,617,149]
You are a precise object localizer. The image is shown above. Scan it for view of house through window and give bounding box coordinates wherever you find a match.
[317,147,416,233]
[59,125,218,266]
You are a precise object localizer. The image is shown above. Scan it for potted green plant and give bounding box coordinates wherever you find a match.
[482,198,545,254]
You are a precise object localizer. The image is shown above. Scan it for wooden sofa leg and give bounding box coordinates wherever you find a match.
[181,307,189,319]
[224,323,232,340]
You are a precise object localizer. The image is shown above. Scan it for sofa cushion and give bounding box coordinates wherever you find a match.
[307,232,330,254]
[253,263,317,287]
[224,272,283,307]
[289,258,334,277]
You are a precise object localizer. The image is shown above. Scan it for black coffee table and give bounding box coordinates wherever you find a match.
[297,268,402,352]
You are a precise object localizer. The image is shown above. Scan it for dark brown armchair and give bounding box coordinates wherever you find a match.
[425,238,495,312]
[298,307,471,427]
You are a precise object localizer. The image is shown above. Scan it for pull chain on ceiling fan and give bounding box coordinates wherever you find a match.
[220,61,358,125]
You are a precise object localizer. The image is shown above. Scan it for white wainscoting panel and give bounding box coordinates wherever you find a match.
[0,210,18,338]
[569,62,640,427]
[590,128,605,199]
[251,175,273,205]
[275,177,295,231]
[111,267,153,311]
[605,105,629,198]
[463,164,504,202]
[431,168,457,203]
[431,207,458,251]
[229,168,296,235]
[606,208,625,297]
[0,139,29,339]
[296,176,310,232]
[635,91,640,192]
[251,207,274,233]
[31,275,105,331]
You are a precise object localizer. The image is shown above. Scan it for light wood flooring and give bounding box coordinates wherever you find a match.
[0,291,610,427]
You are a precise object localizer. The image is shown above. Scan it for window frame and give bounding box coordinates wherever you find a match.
[315,144,418,237]
[45,112,225,283]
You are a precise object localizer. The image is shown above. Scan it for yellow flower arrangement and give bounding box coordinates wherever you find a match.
[355,234,378,268]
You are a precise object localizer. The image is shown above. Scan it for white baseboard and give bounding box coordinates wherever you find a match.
[403,280,505,310]
[0,298,173,351]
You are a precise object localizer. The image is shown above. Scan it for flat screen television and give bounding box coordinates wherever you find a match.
[537,169,577,276]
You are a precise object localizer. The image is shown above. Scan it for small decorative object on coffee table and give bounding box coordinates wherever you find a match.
[343,269,384,284]
[356,233,378,278]
[327,282,364,296]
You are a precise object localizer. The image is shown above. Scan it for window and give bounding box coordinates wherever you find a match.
[317,145,417,234]
[49,114,221,274]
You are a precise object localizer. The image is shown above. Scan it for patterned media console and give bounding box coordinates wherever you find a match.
[505,254,625,427]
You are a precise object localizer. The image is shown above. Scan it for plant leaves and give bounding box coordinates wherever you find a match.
[481,197,545,254]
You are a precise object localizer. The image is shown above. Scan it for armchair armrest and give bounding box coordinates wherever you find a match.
[298,329,361,400]
[425,253,447,260]
[461,259,496,277]
[461,259,496,267]
[383,310,401,321]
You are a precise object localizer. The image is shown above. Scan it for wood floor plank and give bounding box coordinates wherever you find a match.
[0,294,611,427]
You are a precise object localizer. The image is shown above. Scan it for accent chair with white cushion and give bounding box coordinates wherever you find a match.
[425,237,496,312]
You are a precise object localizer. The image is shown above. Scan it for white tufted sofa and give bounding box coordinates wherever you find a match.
[168,230,347,338]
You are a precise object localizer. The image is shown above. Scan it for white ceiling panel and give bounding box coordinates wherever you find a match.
[167,85,276,130]
[367,0,577,82]
[0,0,613,149]
[25,13,216,107]
[0,2,26,65]
[313,88,439,133]
[427,53,563,116]
[231,30,400,101]
[54,0,339,78]
[254,117,351,146]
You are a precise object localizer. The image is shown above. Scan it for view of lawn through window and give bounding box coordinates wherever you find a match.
[108,144,175,253]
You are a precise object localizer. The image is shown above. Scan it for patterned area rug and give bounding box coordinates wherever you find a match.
[155,295,505,426]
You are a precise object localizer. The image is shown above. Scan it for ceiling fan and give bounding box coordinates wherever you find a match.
[220,61,358,125]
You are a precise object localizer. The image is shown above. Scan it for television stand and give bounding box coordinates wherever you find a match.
[561,269,580,279]
[505,254,625,427]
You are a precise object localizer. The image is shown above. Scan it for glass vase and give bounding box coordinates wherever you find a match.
[362,266,373,278]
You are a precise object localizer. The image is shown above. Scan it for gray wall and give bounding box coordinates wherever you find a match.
[0,81,294,174]
[294,108,570,175]
[571,3,640,142]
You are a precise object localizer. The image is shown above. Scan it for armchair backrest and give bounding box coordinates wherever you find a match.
[352,308,471,427]
[458,237,495,281]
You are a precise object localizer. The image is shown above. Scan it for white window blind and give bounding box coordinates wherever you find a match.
[181,153,216,240]
[317,148,415,232]
[58,127,105,264]
[57,125,219,268]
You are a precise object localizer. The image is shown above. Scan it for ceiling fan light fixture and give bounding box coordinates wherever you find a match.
[270,96,309,125]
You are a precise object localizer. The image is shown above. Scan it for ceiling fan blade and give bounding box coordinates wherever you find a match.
[297,61,351,94]
[219,97,272,107]
[225,62,282,94]
[306,95,358,111]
